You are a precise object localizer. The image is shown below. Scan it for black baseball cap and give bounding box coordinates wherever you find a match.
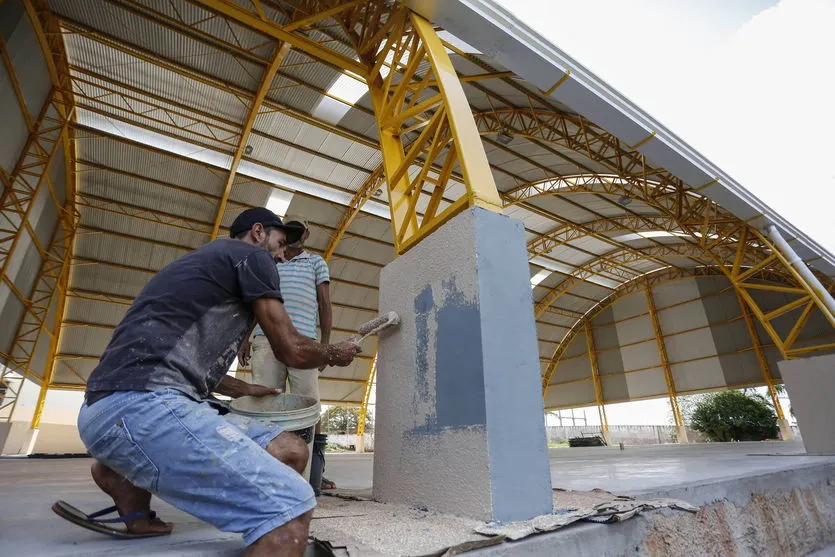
[229,207,287,238]
[283,217,308,244]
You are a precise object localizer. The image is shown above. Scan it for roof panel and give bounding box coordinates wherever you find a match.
[53,0,262,90]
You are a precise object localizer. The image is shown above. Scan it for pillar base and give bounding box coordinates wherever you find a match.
[601,430,612,446]
[779,354,835,454]
[355,434,365,453]
[778,418,794,441]
[676,425,689,444]
[373,207,552,522]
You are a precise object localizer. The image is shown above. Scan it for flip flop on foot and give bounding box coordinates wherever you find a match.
[321,477,336,490]
[52,500,172,539]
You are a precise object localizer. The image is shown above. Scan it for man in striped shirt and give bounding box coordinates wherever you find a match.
[239,217,335,492]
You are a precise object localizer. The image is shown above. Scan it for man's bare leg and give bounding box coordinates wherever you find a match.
[245,510,312,557]
[90,461,173,535]
[244,432,314,556]
[265,431,309,474]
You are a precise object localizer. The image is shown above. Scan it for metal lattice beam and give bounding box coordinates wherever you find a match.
[365,7,503,253]
[212,42,291,239]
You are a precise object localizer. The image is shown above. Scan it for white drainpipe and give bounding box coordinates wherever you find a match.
[765,223,835,323]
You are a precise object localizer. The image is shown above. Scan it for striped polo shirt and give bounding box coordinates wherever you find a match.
[254,251,330,340]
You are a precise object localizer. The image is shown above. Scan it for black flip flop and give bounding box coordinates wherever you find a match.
[52,500,171,539]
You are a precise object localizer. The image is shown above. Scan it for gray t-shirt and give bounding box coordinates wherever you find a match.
[85,238,282,401]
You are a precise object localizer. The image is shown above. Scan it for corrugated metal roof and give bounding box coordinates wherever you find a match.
[52,0,262,90]
[63,31,250,123]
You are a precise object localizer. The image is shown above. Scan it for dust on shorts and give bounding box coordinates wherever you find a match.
[77,388,316,546]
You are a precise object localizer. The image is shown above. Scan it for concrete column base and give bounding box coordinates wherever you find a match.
[779,354,835,454]
[373,207,553,522]
[601,430,612,446]
[676,425,689,444]
[355,434,365,453]
[778,418,794,441]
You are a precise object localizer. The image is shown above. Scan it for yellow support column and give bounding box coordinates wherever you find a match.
[355,353,377,453]
[29,209,76,432]
[645,283,687,443]
[364,8,503,253]
[584,322,610,445]
[211,43,291,239]
[324,165,385,261]
[736,291,793,440]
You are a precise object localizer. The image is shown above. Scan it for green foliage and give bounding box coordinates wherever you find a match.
[671,393,708,425]
[690,390,779,442]
[321,406,373,434]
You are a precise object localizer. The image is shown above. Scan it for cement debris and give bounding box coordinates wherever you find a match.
[313,488,698,554]
[474,490,699,540]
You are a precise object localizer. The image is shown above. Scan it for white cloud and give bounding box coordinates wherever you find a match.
[495,0,835,253]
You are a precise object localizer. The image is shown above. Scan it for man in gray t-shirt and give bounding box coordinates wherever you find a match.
[71,208,360,556]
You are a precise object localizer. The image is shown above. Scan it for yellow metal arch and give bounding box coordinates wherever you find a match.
[540,266,794,425]
[1,0,78,424]
[533,243,714,318]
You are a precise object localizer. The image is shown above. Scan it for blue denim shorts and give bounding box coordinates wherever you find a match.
[77,389,316,546]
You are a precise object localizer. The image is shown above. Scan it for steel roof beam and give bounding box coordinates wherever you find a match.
[212,42,291,239]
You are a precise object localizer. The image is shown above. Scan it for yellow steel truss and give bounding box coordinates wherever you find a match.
[504,155,835,359]
[539,266,806,401]
[324,164,385,261]
[0,89,74,421]
[0,0,79,424]
[735,290,786,421]
[533,244,711,318]
[584,322,608,433]
[356,352,377,439]
[364,7,502,253]
[527,215,679,260]
[644,282,683,427]
[212,42,292,239]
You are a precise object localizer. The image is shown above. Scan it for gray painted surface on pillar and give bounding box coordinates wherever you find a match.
[779,354,835,455]
[374,207,552,521]
[475,209,552,522]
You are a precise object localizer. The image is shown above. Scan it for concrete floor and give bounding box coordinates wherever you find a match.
[329,440,834,495]
[2,441,834,556]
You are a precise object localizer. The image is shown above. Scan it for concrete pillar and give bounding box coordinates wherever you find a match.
[778,418,794,441]
[601,430,612,446]
[676,425,689,444]
[373,207,553,522]
[778,354,835,454]
[355,434,365,453]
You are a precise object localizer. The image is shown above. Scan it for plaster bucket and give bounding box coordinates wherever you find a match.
[229,393,321,481]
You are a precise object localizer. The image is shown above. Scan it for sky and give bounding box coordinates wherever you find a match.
[495,0,835,255]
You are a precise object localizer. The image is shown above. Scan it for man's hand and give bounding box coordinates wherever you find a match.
[247,384,281,397]
[326,341,361,367]
[215,375,278,399]
[238,337,251,367]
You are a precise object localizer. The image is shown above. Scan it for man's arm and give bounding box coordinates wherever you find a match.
[215,375,279,398]
[253,297,358,369]
[316,282,332,371]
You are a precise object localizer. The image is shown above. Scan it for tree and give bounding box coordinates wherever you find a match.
[690,390,779,442]
[321,406,374,434]
[669,393,708,426]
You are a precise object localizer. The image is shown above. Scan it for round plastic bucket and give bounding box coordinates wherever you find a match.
[229,393,321,480]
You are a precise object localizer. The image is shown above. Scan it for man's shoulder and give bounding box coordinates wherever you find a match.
[307,253,327,265]
[202,238,267,262]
